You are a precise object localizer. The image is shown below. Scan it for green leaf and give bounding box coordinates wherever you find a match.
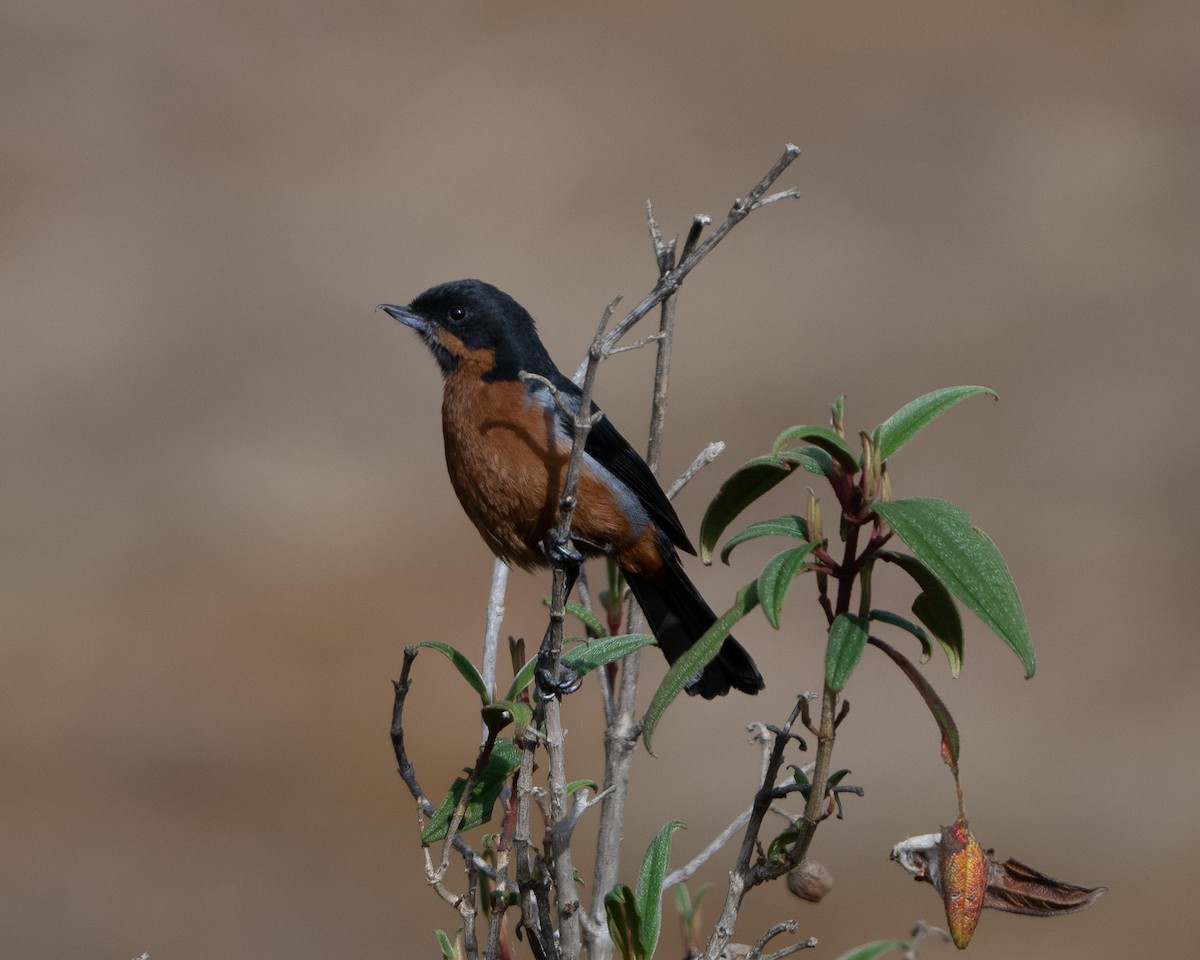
[830,395,845,433]
[635,820,684,958]
[605,884,641,960]
[566,778,599,795]
[826,613,869,692]
[562,633,656,675]
[421,737,522,843]
[504,656,539,701]
[643,580,761,753]
[435,929,459,960]
[700,454,802,564]
[833,941,909,960]
[827,768,852,789]
[869,636,960,771]
[875,385,997,463]
[757,542,820,629]
[719,514,809,565]
[481,699,532,734]
[766,821,804,862]
[869,608,933,662]
[417,641,491,703]
[541,598,608,638]
[879,551,964,676]
[778,445,837,478]
[874,499,1035,677]
[773,423,860,472]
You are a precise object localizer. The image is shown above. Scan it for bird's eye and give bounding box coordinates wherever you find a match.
[448,305,468,324]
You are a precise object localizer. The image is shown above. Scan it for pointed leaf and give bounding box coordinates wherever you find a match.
[719,514,809,565]
[435,929,458,960]
[833,940,909,960]
[421,737,522,843]
[417,641,491,703]
[869,636,960,771]
[869,608,933,661]
[757,541,820,628]
[774,423,860,472]
[566,778,599,795]
[879,551,964,676]
[635,820,684,957]
[874,499,1035,677]
[504,656,539,701]
[542,599,607,639]
[700,454,801,563]
[562,633,656,675]
[875,386,996,463]
[778,444,836,478]
[826,613,869,692]
[643,580,761,753]
[605,884,640,960]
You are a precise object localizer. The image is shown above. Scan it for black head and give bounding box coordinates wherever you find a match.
[378,279,556,381]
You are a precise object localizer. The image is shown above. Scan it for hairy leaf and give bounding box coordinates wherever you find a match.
[869,608,933,662]
[635,820,684,958]
[875,385,996,463]
[773,423,860,472]
[874,499,1035,677]
[563,633,657,675]
[505,656,538,702]
[417,640,491,703]
[643,580,761,753]
[879,551,964,676]
[826,613,869,692]
[719,514,810,565]
[757,542,820,628]
[421,737,522,843]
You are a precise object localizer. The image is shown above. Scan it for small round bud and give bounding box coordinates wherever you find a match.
[787,860,833,902]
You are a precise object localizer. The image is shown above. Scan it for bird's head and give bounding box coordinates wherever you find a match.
[378,279,554,380]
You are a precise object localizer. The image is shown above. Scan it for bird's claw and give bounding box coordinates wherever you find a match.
[535,652,583,700]
[545,529,584,569]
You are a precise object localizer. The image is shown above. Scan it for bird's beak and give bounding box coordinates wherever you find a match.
[376,303,430,334]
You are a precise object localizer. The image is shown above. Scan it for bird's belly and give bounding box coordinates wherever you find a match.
[441,379,642,569]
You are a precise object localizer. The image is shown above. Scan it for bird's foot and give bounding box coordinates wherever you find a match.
[544,529,584,571]
[535,649,582,700]
[534,624,582,700]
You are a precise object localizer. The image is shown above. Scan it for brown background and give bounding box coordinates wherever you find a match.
[3,1,1196,957]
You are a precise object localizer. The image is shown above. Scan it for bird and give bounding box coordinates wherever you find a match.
[379,279,763,699]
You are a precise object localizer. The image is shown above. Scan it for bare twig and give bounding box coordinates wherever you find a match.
[585,148,802,958]
[390,647,498,881]
[904,920,951,959]
[700,697,809,960]
[481,558,509,700]
[572,144,801,380]
[748,921,818,960]
[666,441,726,500]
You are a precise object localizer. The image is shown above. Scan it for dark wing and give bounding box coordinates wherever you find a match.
[547,370,694,554]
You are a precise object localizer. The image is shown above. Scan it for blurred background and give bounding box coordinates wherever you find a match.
[3,1,1196,957]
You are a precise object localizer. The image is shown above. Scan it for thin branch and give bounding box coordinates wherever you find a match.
[700,697,808,960]
[481,558,510,700]
[572,143,802,381]
[583,148,801,956]
[535,299,619,960]
[390,647,498,881]
[665,441,726,500]
[748,921,818,960]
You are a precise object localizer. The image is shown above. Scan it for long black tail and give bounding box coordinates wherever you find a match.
[624,550,764,699]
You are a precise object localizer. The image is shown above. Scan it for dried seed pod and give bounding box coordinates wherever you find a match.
[787,860,833,902]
